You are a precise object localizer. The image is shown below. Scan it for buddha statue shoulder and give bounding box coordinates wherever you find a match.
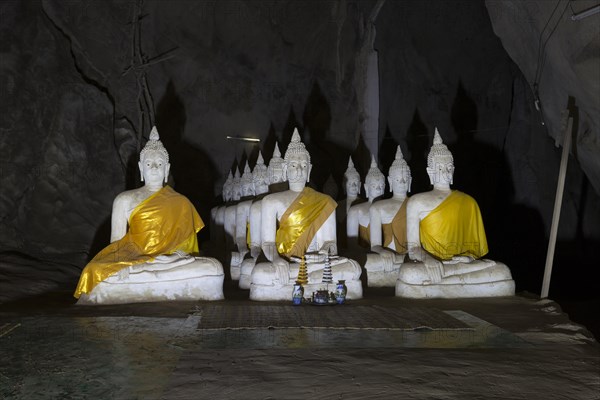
[250,128,363,301]
[398,128,515,298]
[74,127,224,304]
[366,146,411,286]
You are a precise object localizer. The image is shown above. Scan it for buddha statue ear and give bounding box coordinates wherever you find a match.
[307,163,312,183]
[165,163,171,184]
[282,163,288,182]
[408,176,412,193]
[363,183,369,198]
[426,166,434,186]
[138,160,144,182]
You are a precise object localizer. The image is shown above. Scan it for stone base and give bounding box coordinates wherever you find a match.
[249,257,363,301]
[364,253,401,287]
[395,279,515,299]
[77,257,225,305]
[395,259,515,299]
[250,279,363,301]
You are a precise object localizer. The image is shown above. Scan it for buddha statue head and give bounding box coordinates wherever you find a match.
[240,163,255,198]
[427,128,454,187]
[283,128,312,190]
[223,171,233,202]
[267,142,285,184]
[232,168,242,201]
[139,126,170,187]
[364,155,385,201]
[252,151,269,195]
[343,157,361,197]
[388,145,412,195]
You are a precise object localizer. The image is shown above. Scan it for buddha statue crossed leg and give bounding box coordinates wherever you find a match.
[250,129,363,301]
[74,127,224,304]
[397,128,514,298]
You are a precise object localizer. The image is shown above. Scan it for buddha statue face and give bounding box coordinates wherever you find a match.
[345,175,360,197]
[365,176,384,200]
[269,163,285,184]
[428,161,454,186]
[232,182,242,201]
[388,165,411,195]
[388,146,411,195]
[253,168,269,195]
[284,152,311,185]
[241,181,255,197]
[223,183,233,202]
[139,149,170,187]
[427,129,454,187]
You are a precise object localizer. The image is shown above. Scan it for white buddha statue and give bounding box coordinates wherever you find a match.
[346,155,385,249]
[397,128,515,298]
[238,150,277,289]
[74,127,224,304]
[366,146,411,286]
[250,129,363,300]
[337,157,362,249]
[230,163,256,280]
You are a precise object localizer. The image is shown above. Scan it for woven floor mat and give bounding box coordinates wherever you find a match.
[196,304,472,330]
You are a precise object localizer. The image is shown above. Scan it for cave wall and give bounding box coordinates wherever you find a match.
[0,0,598,296]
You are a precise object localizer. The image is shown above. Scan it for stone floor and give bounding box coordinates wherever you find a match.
[1,284,598,399]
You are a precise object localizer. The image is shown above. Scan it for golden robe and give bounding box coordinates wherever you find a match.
[358,224,370,248]
[382,199,408,254]
[276,187,336,258]
[420,191,488,260]
[74,186,204,298]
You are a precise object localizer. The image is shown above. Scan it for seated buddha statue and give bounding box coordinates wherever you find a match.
[74,127,224,304]
[239,150,279,289]
[230,163,256,280]
[250,129,363,301]
[397,128,515,298]
[336,157,362,249]
[365,146,410,287]
[346,155,385,249]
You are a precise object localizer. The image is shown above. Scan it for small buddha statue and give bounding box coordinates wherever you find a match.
[366,146,410,286]
[397,128,515,298]
[346,155,385,248]
[230,163,256,280]
[250,129,363,300]
[74,127,224,304]
[337,157,362,249]
[239,150,279,289]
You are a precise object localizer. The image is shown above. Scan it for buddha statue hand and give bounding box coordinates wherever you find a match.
[152,250,192,264]
[320,241,337,256]
[118,267,130,281]
[379,248,405,273]
[273,256,290,284]
[443,255,474,265]
[423,254,445,284]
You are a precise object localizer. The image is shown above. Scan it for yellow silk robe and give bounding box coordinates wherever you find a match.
[420,191,488,260]
[382,199,408,254]
[276,187,337,258]
[74,186,204,298]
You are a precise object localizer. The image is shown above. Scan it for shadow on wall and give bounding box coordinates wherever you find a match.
[155,81,218,244]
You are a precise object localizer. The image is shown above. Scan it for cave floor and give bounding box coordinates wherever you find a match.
[1,284,598,399]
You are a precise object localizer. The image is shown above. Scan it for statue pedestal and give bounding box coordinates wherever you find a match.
[77,257,225,305]
[364,253,402,287]
[395,259,515,299]
[249,258,363,301]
